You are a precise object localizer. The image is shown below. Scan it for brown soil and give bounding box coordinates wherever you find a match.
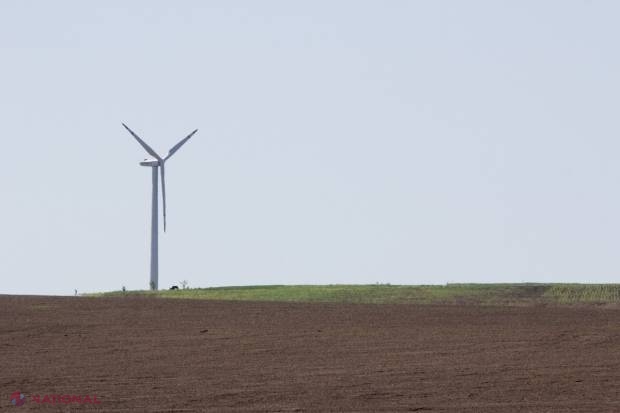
[2,296,620,412]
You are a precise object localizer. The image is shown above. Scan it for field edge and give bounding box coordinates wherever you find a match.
[85,283,620,306]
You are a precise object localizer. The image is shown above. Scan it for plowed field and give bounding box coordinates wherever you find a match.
[2,296,619,411]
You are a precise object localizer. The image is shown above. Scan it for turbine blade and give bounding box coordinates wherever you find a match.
[165,129,197,161]
[122,123,163,161]
[160,163,167,232]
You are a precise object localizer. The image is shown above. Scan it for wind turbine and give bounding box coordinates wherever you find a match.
[123,123,198,290]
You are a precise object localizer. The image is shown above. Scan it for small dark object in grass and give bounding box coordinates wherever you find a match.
[200,329,208,333]
[170,285,179,290]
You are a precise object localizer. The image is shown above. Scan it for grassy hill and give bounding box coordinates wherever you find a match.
[90,283,620,306]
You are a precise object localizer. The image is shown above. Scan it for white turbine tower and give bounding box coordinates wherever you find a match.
[123,123,198,290]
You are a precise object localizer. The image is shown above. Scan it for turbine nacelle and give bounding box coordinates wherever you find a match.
[140,159,160,167]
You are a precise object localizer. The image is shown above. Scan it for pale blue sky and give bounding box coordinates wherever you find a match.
[2,1,619,295]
